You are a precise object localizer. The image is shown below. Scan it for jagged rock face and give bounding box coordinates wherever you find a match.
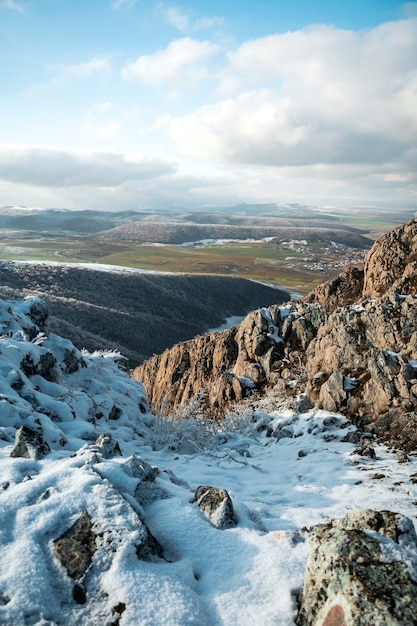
[132,217,417,449]
[306,293,417,420]
[304,218,417,311]
[304,266,364,314]
[296,509,417,626]
[133,302,326,418]
[362,218,417,298]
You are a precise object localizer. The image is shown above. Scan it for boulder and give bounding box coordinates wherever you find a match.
[193,485,237,529]
[94,433,122,458]
[296,510,417,626]
[10,425,50,460]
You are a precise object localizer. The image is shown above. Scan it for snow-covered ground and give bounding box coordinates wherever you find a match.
[0,297,416,625]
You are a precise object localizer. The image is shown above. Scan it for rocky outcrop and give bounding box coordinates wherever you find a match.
[133,218,417,450]
[303,266,364,314]
[296,509,417,626]
[133,302,326,418]
[304,218,417,310]
[305,293,417,418]
[362,217,417,298]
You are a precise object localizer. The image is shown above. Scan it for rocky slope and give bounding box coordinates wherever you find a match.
[1,242,417,623]
[133,218,417,449]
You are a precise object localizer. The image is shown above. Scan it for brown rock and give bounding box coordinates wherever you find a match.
[362,218,417,298]
[133,303,325,418]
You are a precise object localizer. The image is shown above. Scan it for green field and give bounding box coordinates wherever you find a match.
[0,236,362,294]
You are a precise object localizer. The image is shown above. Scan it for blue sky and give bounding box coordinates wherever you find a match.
[0,0,416,211]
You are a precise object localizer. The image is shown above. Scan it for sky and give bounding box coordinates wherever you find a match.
[1,0,417,212]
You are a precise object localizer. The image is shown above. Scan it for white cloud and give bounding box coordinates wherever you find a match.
[0,0,24,12]
[170,18,417,179]
[194,16,225,31]
[49,56,112,84]
[0,146,175,188]
[160,5,189,32]
[121,37,220,86]
[111,0,138,10]
[158,4,225,33]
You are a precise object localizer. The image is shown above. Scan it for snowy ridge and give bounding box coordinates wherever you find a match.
[1,297,417,625]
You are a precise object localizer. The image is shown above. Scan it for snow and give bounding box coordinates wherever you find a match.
[208,316,244,333]
[0,296,417,625]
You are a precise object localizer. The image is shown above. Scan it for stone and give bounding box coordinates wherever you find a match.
[94,433,122,458]
[296,510,417,626]
[193,485,237,529]
[54,511,97,580]
[395,450,409,463]
[10,425,50,460]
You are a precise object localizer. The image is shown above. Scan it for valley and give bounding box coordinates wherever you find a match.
[1,204,411,295]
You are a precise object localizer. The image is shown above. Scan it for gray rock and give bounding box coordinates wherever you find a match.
[296,509,417,626]
[10,425,50,459]
[54,510,97,580]
[122,455,159,482]
[193,485,237,529]
[94,433,122,458]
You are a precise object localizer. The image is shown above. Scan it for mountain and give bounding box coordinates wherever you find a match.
[94,221,370,248]
[133,218,417,449]
[0,207,141,234]
[0,263,289,367]
[0,218,417,625]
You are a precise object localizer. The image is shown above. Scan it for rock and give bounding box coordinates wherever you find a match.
[371,410,417,453]
[122,455,159,482]
[193,485,237,529]
[54,510,97,580]
[306,294,417,424]
[120,455,168,506]
[94,433,122,458]
[20,296,49,333]
[395,450,409,463]
[296,510,417,626]
[10,425,50,459]
[20,348,58,382]
[304,266,364,314]
[351,439,376,459]
[133,302,325,419]
[362,218,417,298]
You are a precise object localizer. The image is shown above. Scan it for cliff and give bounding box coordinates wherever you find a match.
[133,218,417,449]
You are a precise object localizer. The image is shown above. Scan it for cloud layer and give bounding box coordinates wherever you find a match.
[0,147,174,188]
[1,5,417,210]
[170,20,417,176]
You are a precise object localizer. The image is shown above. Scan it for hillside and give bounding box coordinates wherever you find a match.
[0,262,289,367]
[94,221,370,248]
[133,218,417,450]
[0,294,417,625]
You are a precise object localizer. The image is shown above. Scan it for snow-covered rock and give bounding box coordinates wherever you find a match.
[1,295,417,625]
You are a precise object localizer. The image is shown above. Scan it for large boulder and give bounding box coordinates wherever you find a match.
[297,510,417,626]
